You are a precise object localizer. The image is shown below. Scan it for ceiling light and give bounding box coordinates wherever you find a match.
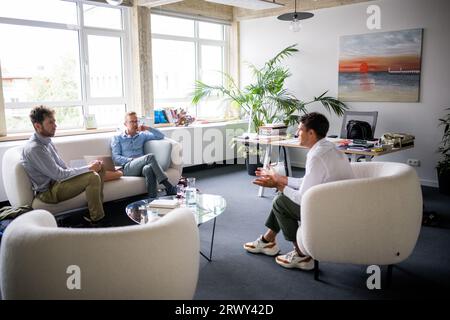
[277,0,314,32]
[205,0,284,11]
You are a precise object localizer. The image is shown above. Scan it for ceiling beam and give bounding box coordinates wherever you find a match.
[150,0,234,22]
[233,0,375,21]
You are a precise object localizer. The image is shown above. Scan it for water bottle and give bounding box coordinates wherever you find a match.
[185,177,197,206]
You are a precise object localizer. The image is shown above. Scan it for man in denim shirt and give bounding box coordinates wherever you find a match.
[21,106,108,226]
[111,111,176,198]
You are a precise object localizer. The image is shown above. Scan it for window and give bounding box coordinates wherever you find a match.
[151,13,231,121]
[0,0,131,134]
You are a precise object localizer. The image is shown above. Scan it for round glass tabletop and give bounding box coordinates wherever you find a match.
[126,194,226,225]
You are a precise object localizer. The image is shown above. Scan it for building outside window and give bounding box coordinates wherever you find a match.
[0,0,131,134]
[151,13,236,122]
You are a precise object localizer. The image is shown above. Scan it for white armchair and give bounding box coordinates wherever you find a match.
[297,162,423,281]
[0,208,199,299]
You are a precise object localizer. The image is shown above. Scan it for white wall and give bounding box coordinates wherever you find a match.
[240,0,450,187]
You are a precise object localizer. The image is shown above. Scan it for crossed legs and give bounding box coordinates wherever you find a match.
[244,193,313,269]
[122,154,174,198]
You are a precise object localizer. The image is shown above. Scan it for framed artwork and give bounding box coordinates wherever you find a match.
[338,28,423,102]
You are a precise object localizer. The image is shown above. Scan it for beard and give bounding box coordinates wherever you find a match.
[40,128,55,137]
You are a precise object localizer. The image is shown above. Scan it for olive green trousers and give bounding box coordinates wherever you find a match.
[37,167,105,222]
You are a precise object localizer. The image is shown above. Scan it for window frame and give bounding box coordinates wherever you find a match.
[150,12,230,119]
[0,0,132,134]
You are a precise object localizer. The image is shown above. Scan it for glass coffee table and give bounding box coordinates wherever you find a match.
[126,194,226,261]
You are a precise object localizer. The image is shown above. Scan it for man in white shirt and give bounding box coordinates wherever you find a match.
[244,112,355,270]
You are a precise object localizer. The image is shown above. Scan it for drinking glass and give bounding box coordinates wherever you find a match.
[186,177,196,189]
[185,178,197,206]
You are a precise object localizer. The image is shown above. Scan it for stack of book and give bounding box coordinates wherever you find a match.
[258,123,288,136]
[256,135,286,142]
[163,109,177,124]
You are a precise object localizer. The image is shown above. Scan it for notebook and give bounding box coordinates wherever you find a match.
[84,155,116,171]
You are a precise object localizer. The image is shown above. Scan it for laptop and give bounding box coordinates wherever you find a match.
[84,155,116,171]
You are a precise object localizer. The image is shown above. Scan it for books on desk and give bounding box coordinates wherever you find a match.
[258,124,288,136]
[346,146,372,152]
[256,135,287,142]
[348,142,374,149]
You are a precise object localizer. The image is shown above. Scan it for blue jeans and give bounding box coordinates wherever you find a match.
[123,154,168,198]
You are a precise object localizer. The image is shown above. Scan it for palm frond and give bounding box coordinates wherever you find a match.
[267,44,299,68]
[312,92,348,116]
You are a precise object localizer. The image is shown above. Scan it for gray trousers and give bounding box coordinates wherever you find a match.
[265,192,301,242]
[123,154,168,198]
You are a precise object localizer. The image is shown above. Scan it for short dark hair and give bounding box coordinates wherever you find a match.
[29,105,55,125]
[300,112,329,139]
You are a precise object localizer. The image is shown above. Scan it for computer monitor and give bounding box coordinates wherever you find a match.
[340,111,378,140]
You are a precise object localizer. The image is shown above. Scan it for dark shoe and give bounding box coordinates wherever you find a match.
[89,217,113,228]
[83,215,113,228]
[165,184,178,196]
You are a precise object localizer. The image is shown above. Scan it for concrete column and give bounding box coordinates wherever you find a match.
[0,65,6,137]
[229,18,240,88]
[130,4,154,123]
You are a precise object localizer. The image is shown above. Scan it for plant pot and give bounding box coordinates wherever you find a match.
[437,168,450,196]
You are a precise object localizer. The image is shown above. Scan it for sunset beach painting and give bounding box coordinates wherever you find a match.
[338,28,423,102]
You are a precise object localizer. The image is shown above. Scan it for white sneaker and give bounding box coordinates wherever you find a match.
[243,235,280,256]
[275,250,314,270]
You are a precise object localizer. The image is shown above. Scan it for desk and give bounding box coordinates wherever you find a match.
[234,136,414,197]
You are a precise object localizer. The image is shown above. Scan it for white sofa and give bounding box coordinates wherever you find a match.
[2,132,182,215]
[0,208,199,299]
[297,162,423,280]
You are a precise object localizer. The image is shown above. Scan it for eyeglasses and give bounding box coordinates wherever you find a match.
[127,120,139,124]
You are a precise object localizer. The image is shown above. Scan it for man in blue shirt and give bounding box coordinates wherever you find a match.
[111,111,177,198]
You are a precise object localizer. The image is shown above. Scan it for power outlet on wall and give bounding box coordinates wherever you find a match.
[407,159,421,167]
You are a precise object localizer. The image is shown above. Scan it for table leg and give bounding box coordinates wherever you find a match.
[200,217,217,262]
[282,146,292,177]
[258,145,272,197]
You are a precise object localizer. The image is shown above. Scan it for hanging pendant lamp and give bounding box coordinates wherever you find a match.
[277,0,314,32]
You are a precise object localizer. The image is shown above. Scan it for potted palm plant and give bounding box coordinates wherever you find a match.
[437,108,450,195]
[192,44,348,174]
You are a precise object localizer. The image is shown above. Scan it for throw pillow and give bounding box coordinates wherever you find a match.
[143,139,172,171]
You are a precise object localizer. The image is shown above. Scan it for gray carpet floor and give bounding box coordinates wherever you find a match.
[188,165,450,300]
[59,164,450,300]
